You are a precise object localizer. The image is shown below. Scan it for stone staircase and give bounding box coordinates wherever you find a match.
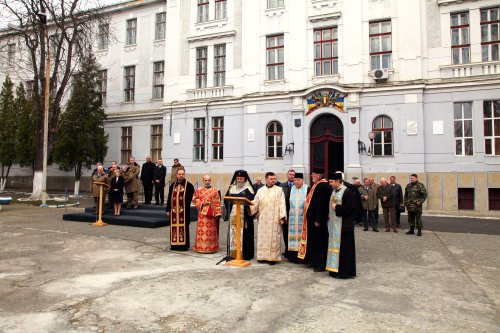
[63,204,198,228]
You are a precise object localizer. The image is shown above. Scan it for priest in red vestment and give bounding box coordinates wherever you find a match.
[193,175,222,253]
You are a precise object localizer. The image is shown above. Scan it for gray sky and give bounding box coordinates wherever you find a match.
[0,0,132,28]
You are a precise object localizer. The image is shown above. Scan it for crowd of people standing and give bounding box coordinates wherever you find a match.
[91,158,428,279]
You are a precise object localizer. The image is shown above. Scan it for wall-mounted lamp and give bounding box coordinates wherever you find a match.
[284,142,295,156]
[358,132,375,156]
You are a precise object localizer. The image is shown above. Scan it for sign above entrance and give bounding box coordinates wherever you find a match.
[306,91,345,115]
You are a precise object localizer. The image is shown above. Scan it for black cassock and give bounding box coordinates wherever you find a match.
[166,180,195,251]
[331,187,357,279]
[305,181,331,270]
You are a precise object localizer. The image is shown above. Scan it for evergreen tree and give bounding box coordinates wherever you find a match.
[15,83,35,171]
[0,76,18,192]
[52,53,109,196]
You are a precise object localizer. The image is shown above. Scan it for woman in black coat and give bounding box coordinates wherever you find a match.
[110,168,125,216]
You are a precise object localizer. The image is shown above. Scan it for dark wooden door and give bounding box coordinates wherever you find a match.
[310,114,344,175]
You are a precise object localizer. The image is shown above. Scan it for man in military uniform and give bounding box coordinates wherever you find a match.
[404,174,427,236]
[124,156,141,209]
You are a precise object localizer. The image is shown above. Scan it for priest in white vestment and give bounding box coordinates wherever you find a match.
[250,172,287,265]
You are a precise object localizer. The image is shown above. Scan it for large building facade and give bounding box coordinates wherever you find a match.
[2,0,500,216]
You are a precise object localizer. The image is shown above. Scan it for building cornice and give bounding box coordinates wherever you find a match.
[187,30,236,43]
[308,12,341,23]
[437,0,478,6]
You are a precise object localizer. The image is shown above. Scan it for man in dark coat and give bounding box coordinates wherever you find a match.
[153,158,167,205]
[297,168,330,272]
[279,169,295,258]
[140,155,156,205]
[390,175,404,228]
[166,168,195,251]
[377,177,397,232]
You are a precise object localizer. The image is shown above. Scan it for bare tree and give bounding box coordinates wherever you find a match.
[0,0,109,199]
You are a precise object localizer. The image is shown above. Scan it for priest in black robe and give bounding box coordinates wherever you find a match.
[224,170,255,260]
[297,168,331,272]
[166,168,195,251]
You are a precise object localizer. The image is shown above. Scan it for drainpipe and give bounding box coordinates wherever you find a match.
[205,100,215,163]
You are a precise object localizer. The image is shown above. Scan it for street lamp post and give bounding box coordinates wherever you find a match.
[39,12,49,207]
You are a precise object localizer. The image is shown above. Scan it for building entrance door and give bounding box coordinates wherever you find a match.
[310,114,344,175]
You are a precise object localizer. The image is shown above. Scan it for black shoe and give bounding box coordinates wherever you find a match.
[313,267,325,272]
[363,228,368,231]
[417,229,422,236]
[373,229,379,232]
[406,228,415,235]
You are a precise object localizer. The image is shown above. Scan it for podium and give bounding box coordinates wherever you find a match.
[92,181,110,227]
[224,196,253,268]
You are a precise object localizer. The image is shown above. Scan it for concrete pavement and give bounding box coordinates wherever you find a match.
[0,205,499,332]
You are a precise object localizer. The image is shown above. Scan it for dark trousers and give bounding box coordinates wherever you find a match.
[154,186,165,205]
[408,211,423,229]
[143,184,153,204]
[382,206,397,229]
[282,222,289,257]
[362,209,378,230]
[395,205,401,227]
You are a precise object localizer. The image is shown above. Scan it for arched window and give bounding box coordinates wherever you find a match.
[372,115,393,156]
[267,121,283,158]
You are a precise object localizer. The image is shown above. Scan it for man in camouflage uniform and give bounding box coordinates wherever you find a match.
[124,156,141,209]
[404,174,427,236]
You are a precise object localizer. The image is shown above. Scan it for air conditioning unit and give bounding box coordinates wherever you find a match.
[372,68,389,81]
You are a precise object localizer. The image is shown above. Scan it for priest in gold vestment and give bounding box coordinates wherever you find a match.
[250,172,287,265]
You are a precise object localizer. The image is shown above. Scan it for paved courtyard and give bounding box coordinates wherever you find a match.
[0,204,499,332]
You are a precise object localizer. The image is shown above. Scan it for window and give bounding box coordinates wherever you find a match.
[212,117,224,160]
[155,12,166,40]
[124,66,135,102]
[369,20,392,70]
[97,70,107,106]
[151,125,163,161]
[266,121,283,158]
[215,0,227,20]
[196,47,208,88]
[121,127,132,164]
[49,34,59,58]
[489,188,500,210]
[372,115,393,156]
[194,118,206,161]
[481,8,500,62]
[458,188,474,210]
[454,102,473,156]
[451,12,470,64]
[314,27,338,76]
[197,0,209,23]
[266,35,284,80]
[25,80,35,98]
[267,0,284,9]
[483,100,500,155]
[7,44,15,65]
[98,24,109,50]
[153,61,165,99]
[214,44,226,87]
[126,19,137,45]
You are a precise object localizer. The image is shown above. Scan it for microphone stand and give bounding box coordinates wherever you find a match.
[216,208,234,265]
